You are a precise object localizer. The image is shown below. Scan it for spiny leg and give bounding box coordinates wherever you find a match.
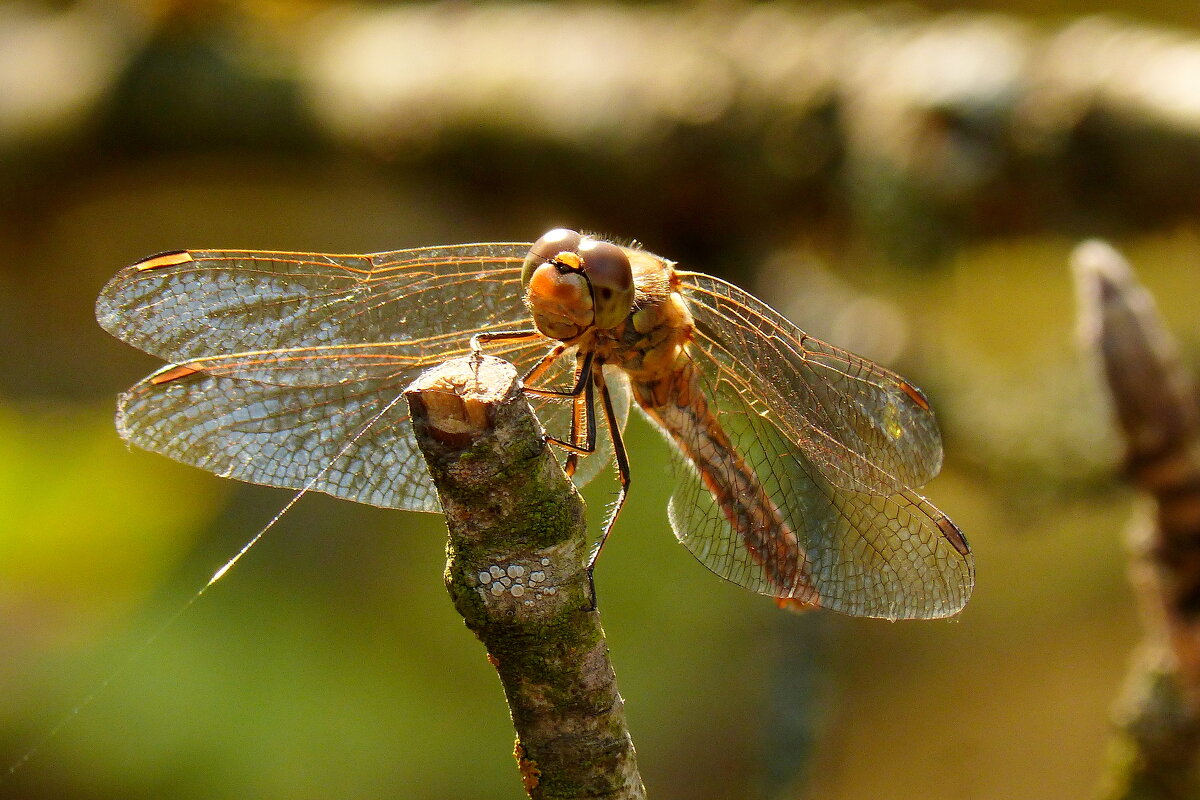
[564,402,585,478]
[589,361,630,567]
[468,329,544,385]
[515,347,598,477]
[520,343,569,388]
[473,332,598,466]
[473,330,587,404]
[565,362,596,477]
[522,349,594,401]
[534,351,596,457]
[564,355,594,478]
[576,361,630,612]
[470,329,543,354]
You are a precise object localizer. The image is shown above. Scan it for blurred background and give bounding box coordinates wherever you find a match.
[2,1,1199,798]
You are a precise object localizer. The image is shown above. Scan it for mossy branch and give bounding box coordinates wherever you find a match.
[405,356,644,800]
[1074,241,1200,800]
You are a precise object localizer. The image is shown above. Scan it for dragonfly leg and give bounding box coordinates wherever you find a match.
[564,391,587,479]
[519,343,568,388]
[474,338,604,523]
[469,329,544,385]
[470,328,542,354]
[540,353,596,457]
[523,351,594,478]
[522,349,594,400]
[564,358,596,478]
[588,361,630,569]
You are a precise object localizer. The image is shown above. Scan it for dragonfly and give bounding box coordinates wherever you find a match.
[96,228,973,620]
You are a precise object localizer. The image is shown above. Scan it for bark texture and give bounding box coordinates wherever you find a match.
[405,356,644,800]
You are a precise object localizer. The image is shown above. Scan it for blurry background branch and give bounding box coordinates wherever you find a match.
[406,357,643,800]
[9,4,1200,265]
[1074,242,1200,800]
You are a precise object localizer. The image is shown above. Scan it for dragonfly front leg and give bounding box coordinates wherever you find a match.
[477,336,599,475]
[546,352,594,478]
[519,343,569,390]
[468,329,545,385]
[470,329,543,355]
[525,351,597,467]
[521,349,593,400]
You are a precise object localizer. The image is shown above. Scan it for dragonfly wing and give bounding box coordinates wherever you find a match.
[119,366,438,511]
[98,243,584,504]
[678,272,944,493]
[114,338,619,509]
[659,358,973,619]
[96,244,534,376]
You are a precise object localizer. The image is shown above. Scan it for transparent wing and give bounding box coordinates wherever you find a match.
[659,365,973,618]
[642,271,972,619]
[96,244,535,380]
[99,243,624,505]
[116,341,624,510]
[118,366,439,511]
[678,272,944,493]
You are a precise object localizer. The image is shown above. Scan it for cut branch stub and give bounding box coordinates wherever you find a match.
[404,355,644,800]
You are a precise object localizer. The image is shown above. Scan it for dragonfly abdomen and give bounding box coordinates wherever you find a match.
[633,363,820,606]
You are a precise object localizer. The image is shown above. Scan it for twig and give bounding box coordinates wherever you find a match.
[1073,240,1200,800]
[405,356,645,800]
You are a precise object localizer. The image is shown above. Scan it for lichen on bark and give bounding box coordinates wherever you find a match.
[405,355,644,800]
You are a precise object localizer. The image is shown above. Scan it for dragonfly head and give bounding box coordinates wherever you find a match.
[522,229,635,340]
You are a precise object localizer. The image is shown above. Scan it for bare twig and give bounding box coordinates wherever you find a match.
[405,356,644,800]
[1073,240,1200,800]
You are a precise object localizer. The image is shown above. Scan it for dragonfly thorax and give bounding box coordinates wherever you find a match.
[522,229,635,342]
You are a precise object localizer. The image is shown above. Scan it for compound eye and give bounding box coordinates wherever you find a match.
[578,239,634,330]
[522,228,583,287]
